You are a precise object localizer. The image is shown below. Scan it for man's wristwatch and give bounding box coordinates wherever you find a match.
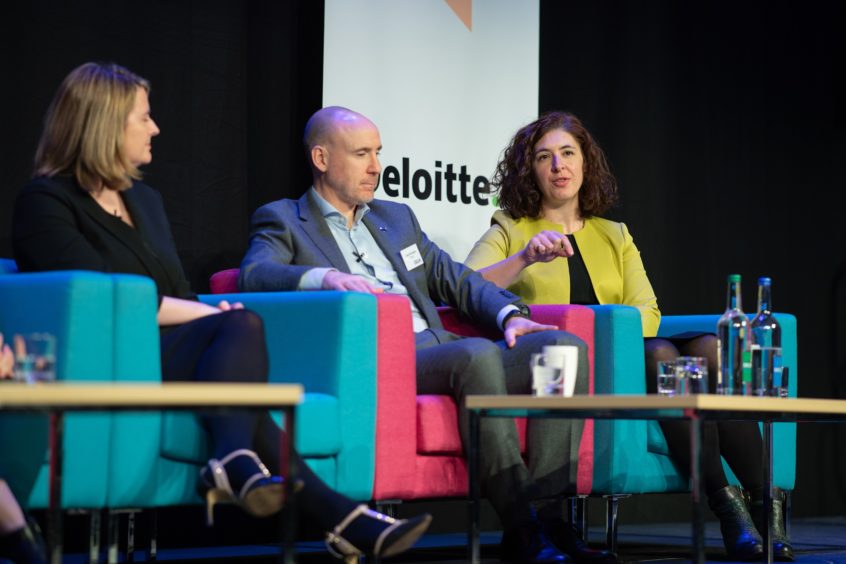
[502,304,531,325]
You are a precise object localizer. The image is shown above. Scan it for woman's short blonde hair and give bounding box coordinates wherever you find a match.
[34,62,150,192]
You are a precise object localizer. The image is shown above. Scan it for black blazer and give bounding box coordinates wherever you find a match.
[12,175,195,304]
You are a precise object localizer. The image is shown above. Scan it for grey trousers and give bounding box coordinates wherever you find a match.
[415,328,588,527]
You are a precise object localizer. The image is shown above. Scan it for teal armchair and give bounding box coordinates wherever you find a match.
[0,270,151,510]
[108,290,379,509]
[589,305,797,548]
[1,266,380,560]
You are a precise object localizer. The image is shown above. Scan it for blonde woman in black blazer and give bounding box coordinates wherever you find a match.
[12,62,429,561]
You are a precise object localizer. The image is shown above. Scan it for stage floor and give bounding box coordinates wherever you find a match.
[60,516,846,563]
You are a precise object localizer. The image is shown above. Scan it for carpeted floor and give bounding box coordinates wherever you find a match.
[61,516,846,563]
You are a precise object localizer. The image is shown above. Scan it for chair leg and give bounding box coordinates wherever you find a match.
[107,511,119,564]
[784,489,792,539]
[603,494,629,554]
[126,511,136,563]
[374,499,400,518]
[567,495,589,541]
[367,501,402,564]
[89,510,101,564]
[149,509,158,562]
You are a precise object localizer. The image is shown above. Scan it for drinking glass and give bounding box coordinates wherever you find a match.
[656,360,677,396]
[13,333,57,384]
[675,356,709,395]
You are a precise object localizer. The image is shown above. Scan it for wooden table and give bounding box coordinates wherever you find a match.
[466,394,846,564]
[0,382,303,564]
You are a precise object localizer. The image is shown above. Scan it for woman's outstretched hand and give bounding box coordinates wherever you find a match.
[521,230,574,265]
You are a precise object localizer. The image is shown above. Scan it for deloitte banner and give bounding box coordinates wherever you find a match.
[323,0,539,260]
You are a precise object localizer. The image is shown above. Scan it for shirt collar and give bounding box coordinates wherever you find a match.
[309,187,370,226]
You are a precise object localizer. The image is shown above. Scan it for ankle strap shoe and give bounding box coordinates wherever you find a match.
[325,504,431,562]
[199,448,284,525]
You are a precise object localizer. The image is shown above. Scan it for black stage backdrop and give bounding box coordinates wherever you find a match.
[1,0,844,520]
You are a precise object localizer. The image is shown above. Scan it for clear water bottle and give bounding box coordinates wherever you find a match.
[750,277,786,396]
[717,274,749,394]
[750,277,781,348]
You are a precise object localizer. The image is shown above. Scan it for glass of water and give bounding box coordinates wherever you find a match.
[656,360,677,396]
[13,333,57,384]
[675,356,709,395]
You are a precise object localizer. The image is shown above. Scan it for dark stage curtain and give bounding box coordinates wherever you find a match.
[1,0,322,292]
[1,0,844,518]
[539,0,846,517]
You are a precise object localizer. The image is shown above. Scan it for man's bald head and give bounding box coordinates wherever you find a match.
[303,106,383,216]
[303,106,376,153]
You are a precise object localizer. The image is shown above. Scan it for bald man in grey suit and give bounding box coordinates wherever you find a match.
[240,107,616,564]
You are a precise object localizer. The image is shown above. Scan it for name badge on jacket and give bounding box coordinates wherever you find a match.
[400,244,424,271]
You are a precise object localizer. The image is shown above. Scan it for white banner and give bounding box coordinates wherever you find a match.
[323,0,539,260]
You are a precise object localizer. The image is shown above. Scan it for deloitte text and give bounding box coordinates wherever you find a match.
[382,158,491,206]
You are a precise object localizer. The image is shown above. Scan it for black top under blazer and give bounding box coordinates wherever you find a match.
[12,174,195,304]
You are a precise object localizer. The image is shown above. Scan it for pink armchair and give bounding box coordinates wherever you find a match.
[370,295,596,502]
[208,269,597,503]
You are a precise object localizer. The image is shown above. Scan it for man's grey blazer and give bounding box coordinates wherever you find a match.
[239,190,521,333]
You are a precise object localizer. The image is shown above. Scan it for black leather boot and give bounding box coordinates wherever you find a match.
[707,486,764,561]
[750,488,794,562]
[500,518,571,563]
[542,519,618,564]
[0,516,47,564]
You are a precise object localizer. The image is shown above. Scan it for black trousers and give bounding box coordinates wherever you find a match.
[160,309,358,528]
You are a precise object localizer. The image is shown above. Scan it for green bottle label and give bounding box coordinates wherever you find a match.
[742,350,752,383]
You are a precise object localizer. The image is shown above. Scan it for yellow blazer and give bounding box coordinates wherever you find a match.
[465,211,661,337]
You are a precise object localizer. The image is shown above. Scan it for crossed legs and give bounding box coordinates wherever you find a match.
[415,329,588,527]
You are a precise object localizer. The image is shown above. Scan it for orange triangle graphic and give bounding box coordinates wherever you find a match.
[445,0,472,31]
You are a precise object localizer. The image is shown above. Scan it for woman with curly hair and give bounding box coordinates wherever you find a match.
[466,111,792,561]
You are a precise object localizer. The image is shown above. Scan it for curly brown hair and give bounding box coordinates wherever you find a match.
[491,111,618,219]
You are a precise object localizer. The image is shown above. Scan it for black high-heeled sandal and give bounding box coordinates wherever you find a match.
[199,448,284,525]
[324,504,432,562]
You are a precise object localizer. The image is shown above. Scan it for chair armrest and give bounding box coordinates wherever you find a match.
[589,305,646,394]
[371,294,418,500]
[209,268,239,294]
[437,306,500,340]
[658,313,798,398]
[0,271,121,381]
[0,258,18,274]
[0,271,159,508]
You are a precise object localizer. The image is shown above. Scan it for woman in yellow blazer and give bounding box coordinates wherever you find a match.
[466,112,792,561]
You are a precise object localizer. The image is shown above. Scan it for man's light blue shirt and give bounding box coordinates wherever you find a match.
[298,188,430,332]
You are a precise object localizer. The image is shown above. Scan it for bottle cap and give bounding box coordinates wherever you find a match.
[728,274,741,282]
[758,276,772,285]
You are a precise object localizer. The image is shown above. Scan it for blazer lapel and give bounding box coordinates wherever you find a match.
[363,207,443,328]
[296,191,352,273]
[362,208,423,295]
[362,210,406,275]
[82,184,169,281]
